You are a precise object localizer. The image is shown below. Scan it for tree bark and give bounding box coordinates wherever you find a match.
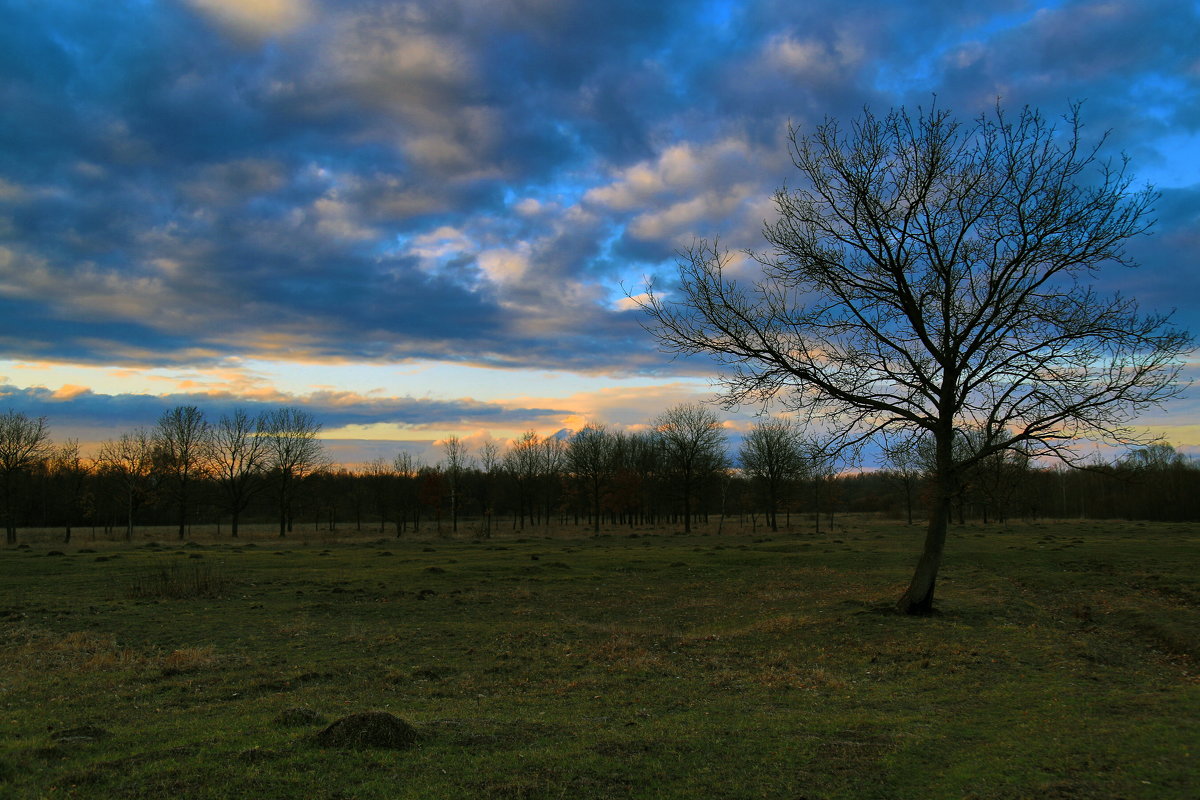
[897,496,949,614]
[898,432,955,614]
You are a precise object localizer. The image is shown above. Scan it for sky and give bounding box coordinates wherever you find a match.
[0,0,1197,466]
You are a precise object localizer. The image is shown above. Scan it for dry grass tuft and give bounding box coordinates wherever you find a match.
[2,624,222,674]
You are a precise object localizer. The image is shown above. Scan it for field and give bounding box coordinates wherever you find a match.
[2,516,1197,799]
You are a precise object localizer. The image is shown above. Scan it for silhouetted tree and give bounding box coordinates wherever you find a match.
[392,450,423,534]
[154,405,210,539]
[208,409,267,537]
[477,441,500,537]
[49,439,90,543]
[504,431,541,529]
[739,418,806,531]
[654,403,728,533]
[569,422,618,533]
[262,407,326,537]
[639,103,1193,612]
[98,429,153,541]
[0,411,51,544]
[441,435,469,533]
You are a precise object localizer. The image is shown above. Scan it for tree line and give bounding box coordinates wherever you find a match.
[0,403,1196,545]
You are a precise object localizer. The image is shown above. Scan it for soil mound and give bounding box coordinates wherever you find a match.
[315,711,417,750]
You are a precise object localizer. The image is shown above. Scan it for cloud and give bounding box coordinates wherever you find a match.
[0,381,569,447]
[0,0,1195,466]
[186,0,312,38]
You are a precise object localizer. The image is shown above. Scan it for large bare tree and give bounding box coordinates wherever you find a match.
[639,103,1193,613]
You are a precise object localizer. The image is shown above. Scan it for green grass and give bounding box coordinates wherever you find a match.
[2,517,1197,798]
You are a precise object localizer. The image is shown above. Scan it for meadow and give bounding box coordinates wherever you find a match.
[1,516,1196,799]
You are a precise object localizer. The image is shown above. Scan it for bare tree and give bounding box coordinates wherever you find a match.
[208,408,266,538]
[441,435,470,533]
[881,432,926,525]
[477,441,500,537]
[393,450,423,535]
[569,422,618,533]
[154,405,210,540]
[0,411,51,543]
[98,428,153,541]
[262,407,326,537]
[49,439,90,543]
[654,403,728,533]
[361,458,396,534]
[970,436,1032,524]
[800,436,840,534]
[538,434,568,526]
[739,418,806,531]
[503,431,542,529]
[638,103,1193,612]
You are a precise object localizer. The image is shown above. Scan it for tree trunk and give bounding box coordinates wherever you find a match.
[898,438,955,614]
[682,473,692,534]
[177,483,187,540]
[897,503,948,614]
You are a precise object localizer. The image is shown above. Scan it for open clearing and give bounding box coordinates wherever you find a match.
[2,517,1197,798]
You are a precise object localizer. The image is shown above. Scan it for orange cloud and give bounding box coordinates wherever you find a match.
[50,384,90,400]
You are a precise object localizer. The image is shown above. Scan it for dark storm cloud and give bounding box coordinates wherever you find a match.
[0,0,1196,377]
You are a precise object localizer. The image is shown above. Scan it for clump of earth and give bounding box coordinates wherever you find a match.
[314,711,417,749]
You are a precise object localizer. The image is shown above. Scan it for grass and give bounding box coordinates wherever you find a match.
[1,516,1196,798]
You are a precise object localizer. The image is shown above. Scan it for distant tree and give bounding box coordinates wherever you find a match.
[968,432,1032,524]
[569,422,618,533]
[638,102,1193,612]
[262,407,326,537]
[538,434,568,526]
[739,418,806,531]
[392,450,423,534]
[503,431,537,529]
[208,409,267,538]
[801,437,841,534]
[881,432,925,525]
[98,429,153,541]
[154,405,210,540]
[477,441,500,537]
[418,465,445,533]
[362,457,396,534]
[654,403,728,533]
[441,436,470,533]
[1121,441,1189,471]
[0,411,52,544]
[49,439,90,543]
[1114,441,1197,520]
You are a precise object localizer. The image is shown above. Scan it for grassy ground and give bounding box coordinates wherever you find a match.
[1,516,1196,799]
